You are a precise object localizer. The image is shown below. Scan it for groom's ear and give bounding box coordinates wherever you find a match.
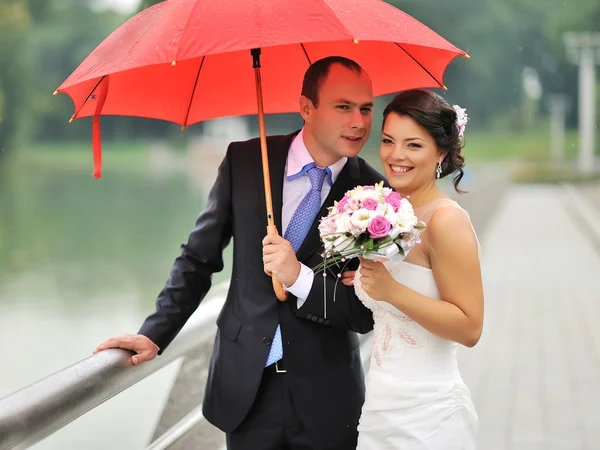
[299,95,314,123]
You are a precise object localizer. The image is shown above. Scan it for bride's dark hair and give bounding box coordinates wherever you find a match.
[382,89,466,193]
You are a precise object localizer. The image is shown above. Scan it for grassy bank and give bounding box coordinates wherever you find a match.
[9,141,152,175]
[7,125,598,181]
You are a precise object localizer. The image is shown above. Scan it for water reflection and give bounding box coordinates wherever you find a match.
[0,153,231,448]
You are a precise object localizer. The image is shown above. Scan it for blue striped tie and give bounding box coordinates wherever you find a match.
[265,164,328,367]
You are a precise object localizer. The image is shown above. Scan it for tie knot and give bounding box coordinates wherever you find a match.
[307,166,327,192]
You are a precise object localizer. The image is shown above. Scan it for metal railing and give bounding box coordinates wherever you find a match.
[146,334,372,450]
[0,283,229,450]
[0,280,372,450]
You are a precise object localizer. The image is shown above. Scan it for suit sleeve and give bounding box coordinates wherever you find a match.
[138,144,234,353]
[294,263,374,334]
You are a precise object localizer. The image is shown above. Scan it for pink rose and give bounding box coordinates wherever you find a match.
[336,196,349,212]
[362,198,378,211]
[384,192,402,212]
[346,198,360,211]
[367,216,391,239]
[318,216,337,237]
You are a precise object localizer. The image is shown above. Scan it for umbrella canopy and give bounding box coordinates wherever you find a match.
[56,0,468,300]
[57,0,467,126]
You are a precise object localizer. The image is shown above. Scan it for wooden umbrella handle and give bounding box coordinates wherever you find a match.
[266,225,288,301]
[253,48,288,302]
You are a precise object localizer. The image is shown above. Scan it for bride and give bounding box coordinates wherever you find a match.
[343,89,484,449]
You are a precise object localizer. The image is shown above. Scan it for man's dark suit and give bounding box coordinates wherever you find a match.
[138,131,386,449]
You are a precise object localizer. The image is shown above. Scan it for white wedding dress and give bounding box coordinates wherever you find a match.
[355,198,479,450]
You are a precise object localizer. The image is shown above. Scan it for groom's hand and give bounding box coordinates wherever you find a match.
[93,334,159,365]
[341,270,356,286]
[262,234,301,287]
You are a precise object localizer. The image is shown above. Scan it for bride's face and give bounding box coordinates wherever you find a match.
[379,112,446,195]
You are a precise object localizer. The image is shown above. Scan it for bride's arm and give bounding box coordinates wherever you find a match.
[359,207,484,347]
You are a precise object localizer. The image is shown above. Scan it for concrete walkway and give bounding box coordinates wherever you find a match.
[459,184,600,450]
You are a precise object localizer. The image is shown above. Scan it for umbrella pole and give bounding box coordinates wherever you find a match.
[252,48,288,302]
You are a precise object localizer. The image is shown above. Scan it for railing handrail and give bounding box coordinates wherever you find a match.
[0,282,230,450]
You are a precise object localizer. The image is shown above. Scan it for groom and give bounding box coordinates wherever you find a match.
[94,56,385,450]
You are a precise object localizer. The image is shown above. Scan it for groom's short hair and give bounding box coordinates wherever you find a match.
[301,56,364,108]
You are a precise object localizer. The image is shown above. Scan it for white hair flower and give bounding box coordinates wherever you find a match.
[453,105,468,137]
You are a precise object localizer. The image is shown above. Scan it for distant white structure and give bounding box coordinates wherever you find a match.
[89,0,139,14]
[564,32,600,174]
[201,116,252,151]
[546,94,570,162]
[522,67,543,101]
[186,117,252,191]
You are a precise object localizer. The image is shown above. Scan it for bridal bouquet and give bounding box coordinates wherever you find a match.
[313,182,425,277]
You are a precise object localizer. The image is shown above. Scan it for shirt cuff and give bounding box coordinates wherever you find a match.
[285,263,314,308]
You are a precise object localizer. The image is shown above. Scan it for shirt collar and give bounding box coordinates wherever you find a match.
[286,128,347,186]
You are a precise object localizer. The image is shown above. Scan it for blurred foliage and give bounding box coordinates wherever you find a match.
[138,0,164,10]
[0,0,32,154]
[512,161,600,184]
[388,0,597,130]
[0,0,597,158]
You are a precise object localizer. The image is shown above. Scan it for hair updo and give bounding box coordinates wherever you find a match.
[383,89,466,193]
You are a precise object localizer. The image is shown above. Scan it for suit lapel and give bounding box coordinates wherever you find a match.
[266,132,298,236]
[296,157,361,263]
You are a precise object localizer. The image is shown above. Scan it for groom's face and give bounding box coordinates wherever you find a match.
[301,64,373,163]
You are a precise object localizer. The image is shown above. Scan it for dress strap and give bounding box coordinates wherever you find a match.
[415,198,460,225]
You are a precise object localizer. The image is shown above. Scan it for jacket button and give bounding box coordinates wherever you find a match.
[324,320,331,325]
[311,316,318,322]
[263,337,272,345]
[318,318,324,324]
[306,313,313,319]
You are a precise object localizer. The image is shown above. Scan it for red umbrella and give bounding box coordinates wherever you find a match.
[55,0,468,299]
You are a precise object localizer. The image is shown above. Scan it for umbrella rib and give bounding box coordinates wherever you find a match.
[182,56,206,128]
[300,44,312,65]
[72,76,106,121]
[394,43,446,90]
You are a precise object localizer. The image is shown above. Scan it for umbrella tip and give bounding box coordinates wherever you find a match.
[464,53,471,59]
[353,38,359,44]
[442,85,448,91]
[181,125,186,131]
[69,115,75,124]
[171,60,177,67]
[53,90,58,96]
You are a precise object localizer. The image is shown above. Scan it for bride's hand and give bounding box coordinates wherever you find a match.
[358,257,397,301]
[340,270,356,286]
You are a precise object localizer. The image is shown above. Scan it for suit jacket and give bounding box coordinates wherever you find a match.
[138,131,388,449]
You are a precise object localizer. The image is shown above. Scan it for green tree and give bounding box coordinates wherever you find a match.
[138,0,164,11]
[0,0,32,153]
